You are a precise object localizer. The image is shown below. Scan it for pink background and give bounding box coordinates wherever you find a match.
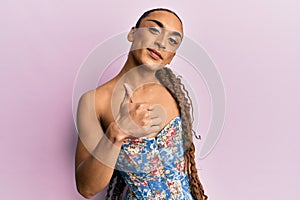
[1,0,299,199]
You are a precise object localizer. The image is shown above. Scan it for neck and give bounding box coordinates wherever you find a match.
[116,53,161,88]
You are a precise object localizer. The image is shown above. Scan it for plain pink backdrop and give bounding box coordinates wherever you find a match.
[0,1,299,199]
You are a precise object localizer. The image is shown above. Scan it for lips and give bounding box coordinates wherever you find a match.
[147,48,163,60]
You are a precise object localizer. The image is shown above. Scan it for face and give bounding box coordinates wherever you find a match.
[128,11,183,70]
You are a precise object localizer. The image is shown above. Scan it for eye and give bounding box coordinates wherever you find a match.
[168,37,178,45]
[149,27,160,35]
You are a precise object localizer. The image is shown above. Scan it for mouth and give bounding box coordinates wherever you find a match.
[147,48,163,60]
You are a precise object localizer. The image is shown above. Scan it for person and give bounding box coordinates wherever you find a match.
[75,8,208,200]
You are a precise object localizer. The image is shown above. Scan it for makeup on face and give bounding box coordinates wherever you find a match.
[129,11,184,67]
[144,19,182,50]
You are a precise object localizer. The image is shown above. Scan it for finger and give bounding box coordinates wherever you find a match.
[148,117,163,126]
[147,104,165,113]
[149,104,166,118]
[143,125,161,135]
[148,108,166,118]
[146,104,156,111]
[134,103,151,111]
[123,83,134,103]
[148,111,160,118]
[118,118,140,135]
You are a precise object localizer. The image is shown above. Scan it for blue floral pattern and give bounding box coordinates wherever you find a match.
[116,116,194,200]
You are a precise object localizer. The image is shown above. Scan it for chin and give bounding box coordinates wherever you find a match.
[141,62,165,72]
[132,50,166,71]
[144,56,166,69]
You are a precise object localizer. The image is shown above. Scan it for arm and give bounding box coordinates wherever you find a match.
[75,85,164,198]
[74,90,124,199]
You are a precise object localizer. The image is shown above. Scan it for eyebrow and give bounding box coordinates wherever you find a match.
[146,19,183,39]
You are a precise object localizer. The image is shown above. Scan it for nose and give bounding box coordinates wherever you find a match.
[154,34,167,50]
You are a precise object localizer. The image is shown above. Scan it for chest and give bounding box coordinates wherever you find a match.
[100,84,180,132]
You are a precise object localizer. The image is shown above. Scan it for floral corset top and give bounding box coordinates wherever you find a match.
[116,116,194,200]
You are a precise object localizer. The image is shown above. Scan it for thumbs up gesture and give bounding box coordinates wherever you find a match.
[115,83,165,138]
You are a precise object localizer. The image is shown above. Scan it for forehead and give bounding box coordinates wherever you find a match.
[139,11,183,34]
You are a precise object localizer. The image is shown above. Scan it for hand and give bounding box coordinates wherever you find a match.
[115,83,166,138]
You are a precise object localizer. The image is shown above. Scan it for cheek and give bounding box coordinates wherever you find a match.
[131,48,148,63]
[163,52,175,64]
[132,33,156,50]
[132,40,147,51]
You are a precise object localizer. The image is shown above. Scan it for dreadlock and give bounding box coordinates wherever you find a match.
[156,67,208,200]
[105,67,208,199]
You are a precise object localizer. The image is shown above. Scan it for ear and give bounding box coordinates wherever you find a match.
[127,27,136,42]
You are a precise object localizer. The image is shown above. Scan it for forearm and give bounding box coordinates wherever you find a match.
[75,123,125,198]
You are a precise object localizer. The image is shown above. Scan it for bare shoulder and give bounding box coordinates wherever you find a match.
[77,80,113,119]
[94,80,116,120]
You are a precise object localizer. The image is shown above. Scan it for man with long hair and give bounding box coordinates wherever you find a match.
[75,8,208,200]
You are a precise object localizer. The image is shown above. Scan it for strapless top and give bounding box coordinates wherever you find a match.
[116,116,194,200]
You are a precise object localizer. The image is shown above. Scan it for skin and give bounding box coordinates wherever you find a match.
[75,10,184,199]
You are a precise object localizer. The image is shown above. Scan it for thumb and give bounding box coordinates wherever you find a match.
[122,83,134,104]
